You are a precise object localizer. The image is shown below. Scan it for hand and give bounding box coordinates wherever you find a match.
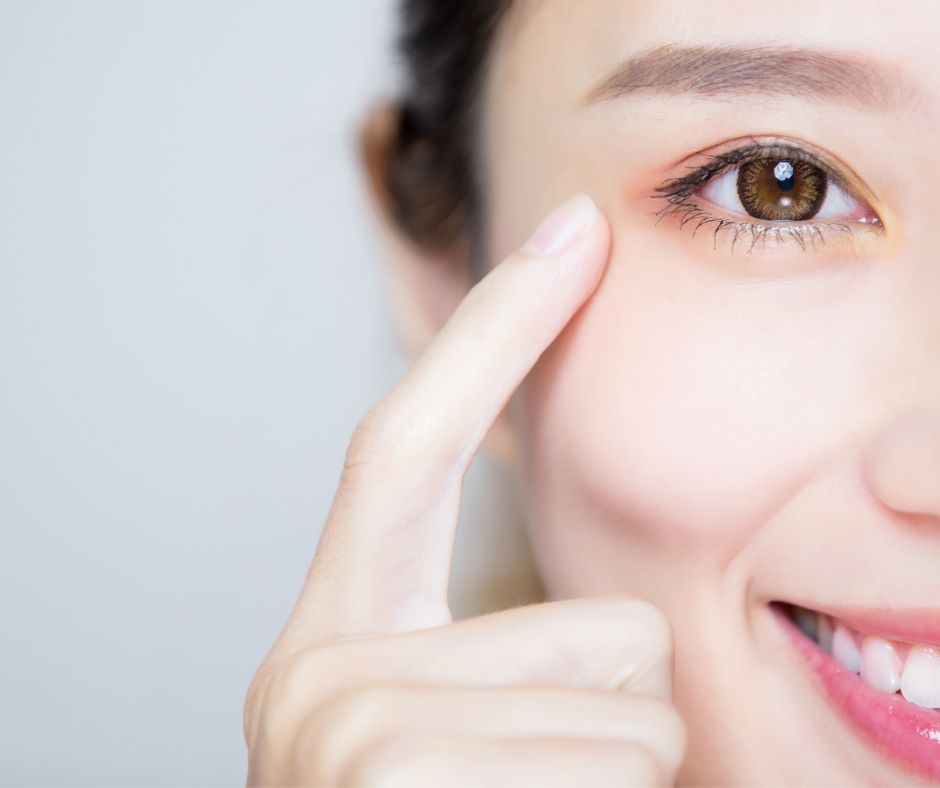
[244,195,687,786]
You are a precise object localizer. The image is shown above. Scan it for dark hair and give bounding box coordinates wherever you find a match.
[365,0,512,252]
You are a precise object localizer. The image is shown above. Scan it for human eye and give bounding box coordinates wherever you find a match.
[655,139,882,251]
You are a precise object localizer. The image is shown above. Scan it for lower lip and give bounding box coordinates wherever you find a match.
[774,603,940,781]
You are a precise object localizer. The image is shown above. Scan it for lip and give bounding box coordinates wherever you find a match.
[797,604,940,649]
[773,603,940,781]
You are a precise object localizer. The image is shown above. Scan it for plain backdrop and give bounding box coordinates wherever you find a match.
[0,2,534,784]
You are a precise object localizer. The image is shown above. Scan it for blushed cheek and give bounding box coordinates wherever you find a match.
[519,254,867,592]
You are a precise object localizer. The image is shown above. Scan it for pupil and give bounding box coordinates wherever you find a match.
[774,161,794,191]
[736,158,827,221]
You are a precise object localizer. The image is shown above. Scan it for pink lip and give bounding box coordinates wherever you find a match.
[774,604,940,781]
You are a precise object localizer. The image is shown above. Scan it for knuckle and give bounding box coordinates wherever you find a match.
[257,647,334,744]
[266,651,314,714]
[245,659,279,749]
[649,696,687,743]
[341,397,458,496]
[617,742,667,788]
[341,733,431,787]
[610,596,675,657]
[625,696,688,768]
[342,399,442,486]
[318,686,398,746]
[576,597,675,697]
[343,405,401,477]
[252,648,404,786]
[244,667,267,743]
[246,647,336,786]
[293,688,397,786]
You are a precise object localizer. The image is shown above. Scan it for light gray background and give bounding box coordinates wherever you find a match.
[0,2,533,784]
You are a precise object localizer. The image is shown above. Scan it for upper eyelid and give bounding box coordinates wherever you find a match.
[707,146,850,194]
[657,138,872,205]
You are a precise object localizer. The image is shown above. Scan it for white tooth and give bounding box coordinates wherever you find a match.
[833,624,861,673]
[818,615,834,655]
[860,637,902,693]
[901,646,940,709]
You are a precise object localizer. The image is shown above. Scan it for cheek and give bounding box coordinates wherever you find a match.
[520,246,867,570]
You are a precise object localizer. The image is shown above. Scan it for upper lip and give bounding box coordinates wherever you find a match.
[784,602,940,647]
[775,603,940,783]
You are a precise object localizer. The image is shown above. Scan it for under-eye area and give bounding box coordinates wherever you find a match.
[653,138,883,253]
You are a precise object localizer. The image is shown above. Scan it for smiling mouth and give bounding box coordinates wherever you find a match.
[775,603,940,780]
[785,603,940,709]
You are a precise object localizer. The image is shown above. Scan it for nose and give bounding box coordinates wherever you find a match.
[865,411,940,518]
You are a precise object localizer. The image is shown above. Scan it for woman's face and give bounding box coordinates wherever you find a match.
[481,0,940,783]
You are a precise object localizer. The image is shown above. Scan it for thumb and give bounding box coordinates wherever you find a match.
[447,595,677,700]
[246,596,676,755]
[282,596,675,711]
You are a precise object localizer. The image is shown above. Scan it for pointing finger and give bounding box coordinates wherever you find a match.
[290,195,610,641]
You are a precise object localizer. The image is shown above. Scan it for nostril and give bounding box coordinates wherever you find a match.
[865,412,940,518]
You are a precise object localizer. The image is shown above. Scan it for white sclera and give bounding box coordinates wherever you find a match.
[697,168,740,214]
[813,180,861,219]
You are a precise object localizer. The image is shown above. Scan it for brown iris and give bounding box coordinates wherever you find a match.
[736,159,827,221]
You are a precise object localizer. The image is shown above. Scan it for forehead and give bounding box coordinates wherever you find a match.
[492,0,940,108]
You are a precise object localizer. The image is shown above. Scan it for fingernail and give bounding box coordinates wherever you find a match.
[522,194,597,254]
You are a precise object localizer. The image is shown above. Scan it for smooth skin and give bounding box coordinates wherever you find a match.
[244,197,686,786]
[249,0,940,784]
[478,1,940,784]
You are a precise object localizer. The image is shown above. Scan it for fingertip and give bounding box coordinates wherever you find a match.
[572,192,598,228]
[575,196,611,283]
[557,194,612,296]
[537,194,611,314]
[521,193,603,256]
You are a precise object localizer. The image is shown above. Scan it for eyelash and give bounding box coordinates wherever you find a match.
[654,144,866,252]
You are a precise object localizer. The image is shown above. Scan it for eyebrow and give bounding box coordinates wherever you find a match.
[591,45,903,110]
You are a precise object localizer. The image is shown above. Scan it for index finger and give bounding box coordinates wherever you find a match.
[290,195,609,643]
